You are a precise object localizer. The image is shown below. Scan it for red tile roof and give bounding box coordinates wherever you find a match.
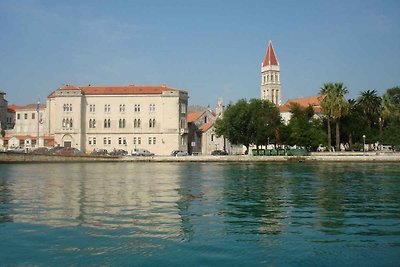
[262,40,279,66]
[283,95,323,107]
[198,121,214,132]
[187,111,204,123]
[13,103,46,111]
[8,104,19,112]
[48,84,181,98]
[279,95,324,114]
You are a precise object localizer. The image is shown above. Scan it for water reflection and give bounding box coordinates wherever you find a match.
[0,162,399,244]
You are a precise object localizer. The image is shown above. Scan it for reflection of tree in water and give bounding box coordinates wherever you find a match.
[0,166,14,224]
[176,163,205,242]
[221,163,288,235]
[312,163,400,236]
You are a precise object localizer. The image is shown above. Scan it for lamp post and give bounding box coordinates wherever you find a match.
[362,135,366,153]
[36,99,40,148]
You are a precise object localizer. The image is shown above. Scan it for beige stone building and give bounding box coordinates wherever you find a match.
[3,103,52,148]
[46,84,189,155]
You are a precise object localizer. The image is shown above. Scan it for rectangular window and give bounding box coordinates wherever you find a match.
[138,137,141,145]
[32,113,35,119]
[118,137,122,145]
[148,137,152,145]
[180,103,186,114]
[89,138,92,145]
[24,113,28,119]
[153,137,156,145]
[103,137,107,145]
[123,137,126,145]
[93,137,96,145]
[108,138,111,145]
[17,114,20,120]
[133,137,136,145]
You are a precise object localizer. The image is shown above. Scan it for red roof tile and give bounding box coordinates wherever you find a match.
[198,121,214,132]
[50,84,180,97]
[187,111,205,123]
[262,41,279,66]
[279,95,324,114]
[284,95,323,108]
[14,103,46,111]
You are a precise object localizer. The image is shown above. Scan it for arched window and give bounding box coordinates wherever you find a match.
[149,119,152,127]
[70,119,73,128]
[104,119,107,128]
[152,118,156,127]
[122,119,126,128]
[93,119,96,128]
[89,119,92,128]
[138,119,141,127]
[107,119,111,128]
[62,118,66,127]
[134,119,137,128]
[119,119,122,128]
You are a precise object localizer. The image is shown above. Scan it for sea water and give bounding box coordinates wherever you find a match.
[0,162,399,266]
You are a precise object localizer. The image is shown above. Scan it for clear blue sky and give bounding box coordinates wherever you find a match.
[1,0,399,107]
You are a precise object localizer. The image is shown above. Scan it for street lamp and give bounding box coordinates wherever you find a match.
[36,99,40,148]
[362,135,366,153]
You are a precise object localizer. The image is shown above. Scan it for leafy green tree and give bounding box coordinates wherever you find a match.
[357,89,381,129]
[215,98,281,153]
[341,99,368,150]
[319,82,349,150]
[283,103,325,150]
[215,99,252,152]
[248,99,281,150]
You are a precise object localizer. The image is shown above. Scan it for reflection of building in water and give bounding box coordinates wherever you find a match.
[6,164,186,237]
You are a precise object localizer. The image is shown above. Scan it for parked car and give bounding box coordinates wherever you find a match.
[110,149,128,156]
[48,146,65,155]
[54,147,82,156]
[91,149,108,156]
[132,148,154,156]
[171,150,188,156]
[211,150,228,155]
[31,147,49,155]
[7,147,26,153]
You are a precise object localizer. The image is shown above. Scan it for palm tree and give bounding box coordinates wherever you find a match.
[320,82,349,150]
[357,90,381,129]
[319,83,333,149]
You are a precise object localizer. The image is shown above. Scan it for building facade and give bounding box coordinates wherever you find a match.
[261,41,281,105]
[46,84,189,155]
[0,91,8,130]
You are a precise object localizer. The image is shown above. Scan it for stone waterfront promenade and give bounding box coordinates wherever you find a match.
[1,152,400,163]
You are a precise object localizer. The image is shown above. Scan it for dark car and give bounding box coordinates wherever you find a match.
[110,149,128,156]
[54,147,82,156]
[211,150,228,155]
[91,149,108,156]
[31,147,49,155]
[48,146,65,155]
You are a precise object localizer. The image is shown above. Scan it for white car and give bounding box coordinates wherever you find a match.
[132,148,155,156]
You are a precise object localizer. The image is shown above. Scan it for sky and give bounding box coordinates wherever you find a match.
[1,0,399,107]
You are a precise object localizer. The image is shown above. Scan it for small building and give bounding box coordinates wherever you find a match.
[279,95,323,125]
[5,103,47,147]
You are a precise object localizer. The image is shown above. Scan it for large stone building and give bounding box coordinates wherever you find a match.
[261,41,281,105]
[45,84,189,155]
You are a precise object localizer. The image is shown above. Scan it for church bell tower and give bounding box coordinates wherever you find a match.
[261,41,281,105]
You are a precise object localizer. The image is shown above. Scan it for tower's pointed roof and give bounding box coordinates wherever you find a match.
[262,40,279,66]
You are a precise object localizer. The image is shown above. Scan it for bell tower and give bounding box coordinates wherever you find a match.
[261,41,281,105]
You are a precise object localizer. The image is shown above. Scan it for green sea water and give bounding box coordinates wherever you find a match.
[0,162,399,266]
